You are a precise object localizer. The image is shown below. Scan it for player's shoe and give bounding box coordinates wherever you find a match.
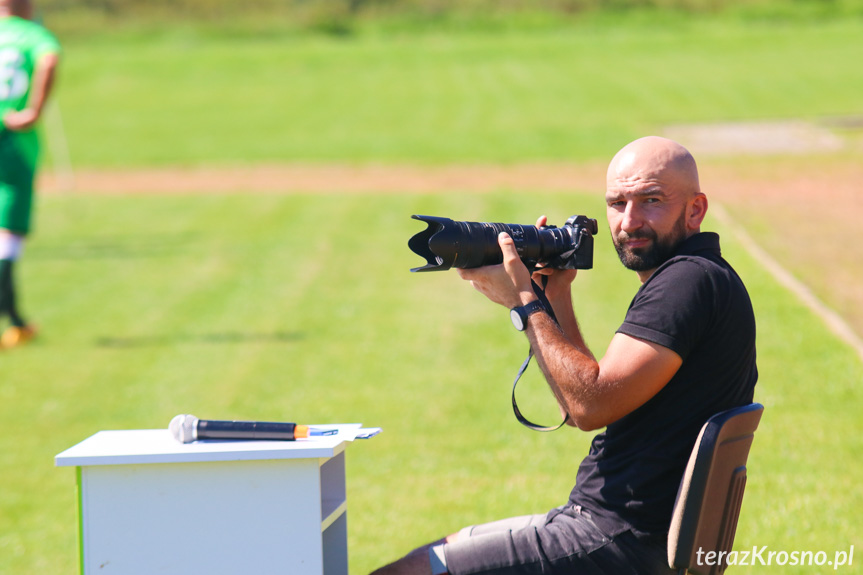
[1,325,38,348]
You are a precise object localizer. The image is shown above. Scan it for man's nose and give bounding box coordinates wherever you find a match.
[621,203,643,232]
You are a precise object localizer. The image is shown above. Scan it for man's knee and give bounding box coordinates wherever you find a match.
[370,536,453,575]
[0,232,24,260]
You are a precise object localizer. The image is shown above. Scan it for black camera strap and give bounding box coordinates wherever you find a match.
[511,278,570,432]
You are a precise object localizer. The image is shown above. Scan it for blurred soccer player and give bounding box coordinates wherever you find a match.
[0,0,60,348]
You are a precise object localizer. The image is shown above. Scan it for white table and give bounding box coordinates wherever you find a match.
[55,426,366,575]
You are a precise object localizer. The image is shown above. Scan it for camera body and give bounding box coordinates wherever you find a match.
[409,214,598,273]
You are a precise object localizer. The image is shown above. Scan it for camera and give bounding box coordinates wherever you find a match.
[408,214,598,273]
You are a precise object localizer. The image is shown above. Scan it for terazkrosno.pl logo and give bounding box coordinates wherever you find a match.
[697,545,854,570]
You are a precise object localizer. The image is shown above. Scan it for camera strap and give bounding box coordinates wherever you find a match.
[511,278,570,432]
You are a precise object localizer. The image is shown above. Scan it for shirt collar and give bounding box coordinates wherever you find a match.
[672,232,721,259]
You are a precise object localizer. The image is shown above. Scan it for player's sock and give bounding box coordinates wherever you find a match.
[0,259,11,324]
[0,259,25,327]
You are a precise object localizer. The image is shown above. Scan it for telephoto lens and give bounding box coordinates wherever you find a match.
[408,214,598,272]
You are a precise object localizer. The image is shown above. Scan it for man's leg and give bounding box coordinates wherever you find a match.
[369,513,547,575]
[0,231,23,321]
[370,535,452,575]
[371,506,673,575]
[0,144,36,341]
[0,231,34,347]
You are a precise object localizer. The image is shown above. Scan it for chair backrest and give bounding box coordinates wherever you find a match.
[667,403,764,575]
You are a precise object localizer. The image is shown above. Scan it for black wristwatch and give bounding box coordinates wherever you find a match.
[510,300,546,331]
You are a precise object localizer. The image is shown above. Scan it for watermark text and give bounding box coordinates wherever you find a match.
[697,545,854,570]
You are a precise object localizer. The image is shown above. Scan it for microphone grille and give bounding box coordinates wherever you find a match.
[169,414,198,443]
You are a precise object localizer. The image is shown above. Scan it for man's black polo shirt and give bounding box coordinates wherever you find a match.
[569,232,758,537]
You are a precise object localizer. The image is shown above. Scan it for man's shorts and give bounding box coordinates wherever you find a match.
[0,132,36,235]
[429,503,674,575]
[0,181,34,234]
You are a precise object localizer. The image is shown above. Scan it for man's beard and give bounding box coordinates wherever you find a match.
[613,216,687,272]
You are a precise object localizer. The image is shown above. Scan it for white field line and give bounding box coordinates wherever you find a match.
[712,203,863,363]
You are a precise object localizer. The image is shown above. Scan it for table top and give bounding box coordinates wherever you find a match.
[55,425,364,467]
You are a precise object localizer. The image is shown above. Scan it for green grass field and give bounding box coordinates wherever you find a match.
[2,11,862,575]
[2,191,861,573]
[52,17,863,167]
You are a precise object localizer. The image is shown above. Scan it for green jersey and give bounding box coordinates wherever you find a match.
[0,16,60,234]
[0,16,60,163]
[0,16,60,115]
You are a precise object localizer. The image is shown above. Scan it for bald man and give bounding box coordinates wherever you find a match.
[372,137,758,575]
[0,0,60,348]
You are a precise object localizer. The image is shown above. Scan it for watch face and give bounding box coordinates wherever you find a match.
[511,308,525,331]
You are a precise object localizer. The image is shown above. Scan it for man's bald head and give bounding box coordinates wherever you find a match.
[607,136,701,201]
[605,136,708,280]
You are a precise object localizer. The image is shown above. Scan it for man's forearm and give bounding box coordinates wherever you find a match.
[545,291,581,345]
[526,309,601,429]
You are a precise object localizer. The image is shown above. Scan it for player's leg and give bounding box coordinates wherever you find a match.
[0,230,35,347]
[0,142,38,347]
[0,230,22,323]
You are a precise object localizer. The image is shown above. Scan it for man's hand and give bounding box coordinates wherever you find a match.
[530,215,577,303]
[3,108,39,131]
[457,232,536,309]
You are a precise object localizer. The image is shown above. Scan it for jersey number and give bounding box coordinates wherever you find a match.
[0,48,28,102]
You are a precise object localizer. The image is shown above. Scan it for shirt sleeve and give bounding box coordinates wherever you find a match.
[31,26,61,60]
[616,258,715,360]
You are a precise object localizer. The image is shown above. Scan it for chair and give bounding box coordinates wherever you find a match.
[667,403,764,575]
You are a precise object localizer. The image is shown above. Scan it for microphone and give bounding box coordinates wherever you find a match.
[169,414,310,444]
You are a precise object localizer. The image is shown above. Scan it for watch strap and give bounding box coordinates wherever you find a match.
[514,299,546,326]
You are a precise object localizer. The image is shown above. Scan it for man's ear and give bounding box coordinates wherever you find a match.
[687,193,708,231]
